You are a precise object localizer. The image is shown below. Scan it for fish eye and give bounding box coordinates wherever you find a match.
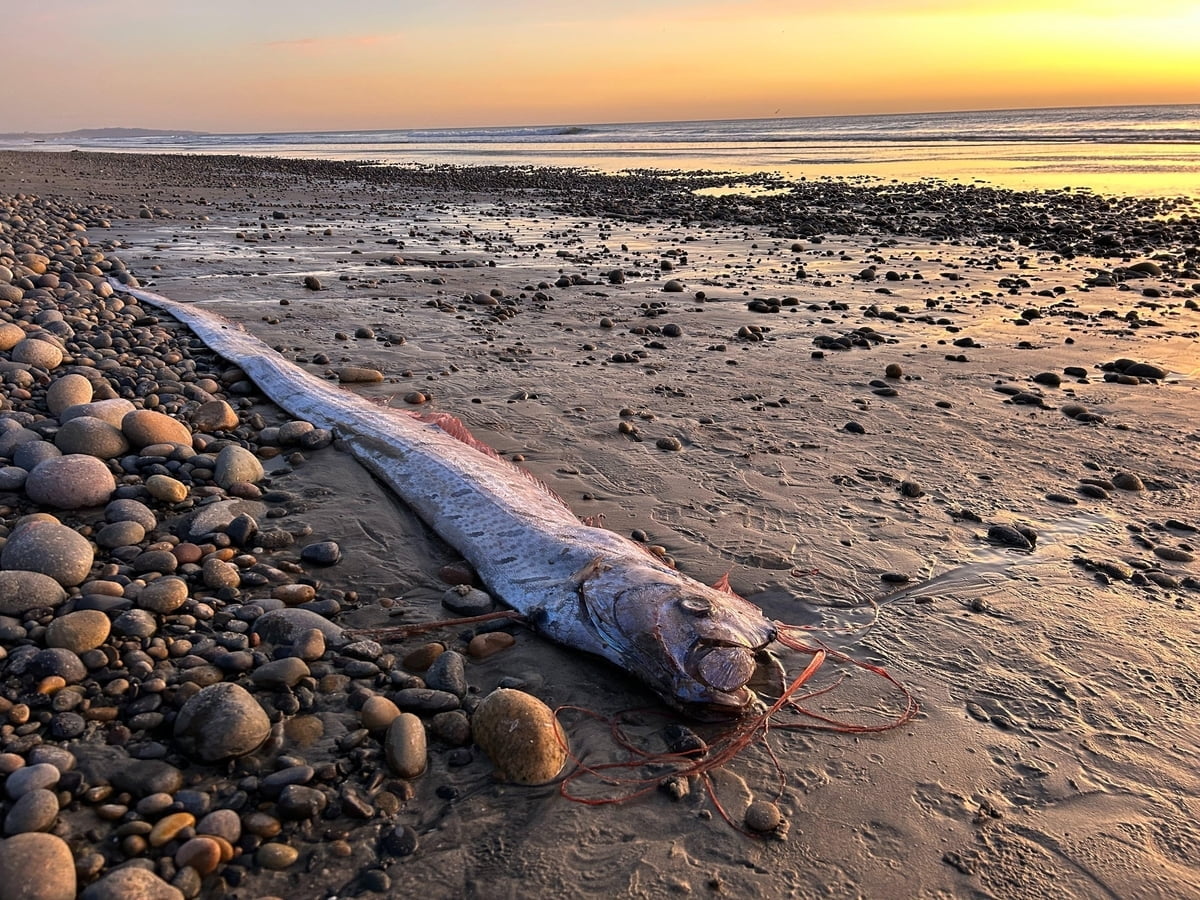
[679,595,712,617]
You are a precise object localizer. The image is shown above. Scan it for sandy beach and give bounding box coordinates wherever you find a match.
[1,150,1199,899]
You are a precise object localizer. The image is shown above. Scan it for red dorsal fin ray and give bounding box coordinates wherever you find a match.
[711,572,747,601]
[404,409,574,512]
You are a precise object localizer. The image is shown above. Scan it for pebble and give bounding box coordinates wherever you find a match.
[121,409,194,448]
[79,866,183,900]
[424,650,468,698]
[136,577,190,614]
[95,519,147,548]
[467,631,515,659]
[257,842,300,869]
[1112,472,1145,491]
[148,811,195,847]
[251,656,310,689]
[175,836,223,876]
[403,642,444,671]
[392,688,461,713]
[253,607,345,647]
[1,519,94,587]
[5,763,60,799]
[11,337,64,370]
[190,399,240,433]
[195,808,240,843]
[45,609,111,653]
[384,712,427,778]
[106,498,158,532]
[214,444,264,488]
[173,683,271,762]
[46,373,95,415]
[300,540,341,565]
[1153,545,1194,562]
[987,524,1034,550]
[144,474,189,503]
[60,398,135,427]
[441,585,493,615]
[277,783,327,819]
[3,787,60,834]
[431,710,472,746]
[360,695,402,731]
[0,570,68,615]
[288,627,327,661]
[54,415,130,458]
[0,832,76,900]
[24,453,117,508]
[336,366,384,383]
[471,688,567,784]
[744,799,783,833]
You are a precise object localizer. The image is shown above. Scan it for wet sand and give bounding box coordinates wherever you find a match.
[1,151,1199,899]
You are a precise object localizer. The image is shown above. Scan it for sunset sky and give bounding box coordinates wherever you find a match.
[5,0,1198,133]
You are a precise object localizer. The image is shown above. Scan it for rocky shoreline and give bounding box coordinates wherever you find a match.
[2,151,1199,900]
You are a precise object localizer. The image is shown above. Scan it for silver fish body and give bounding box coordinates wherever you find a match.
[113,283,777,714]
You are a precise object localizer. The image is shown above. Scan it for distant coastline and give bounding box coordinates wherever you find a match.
[4,104,1197,199]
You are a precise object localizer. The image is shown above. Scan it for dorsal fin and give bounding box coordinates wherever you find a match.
[405,409,574,512]
[411,411,505,460]
[711,572,746,600]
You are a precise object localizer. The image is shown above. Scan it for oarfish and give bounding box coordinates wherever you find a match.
[112,282,779,716]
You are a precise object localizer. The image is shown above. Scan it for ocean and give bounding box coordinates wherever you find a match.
[8,104,1200,199]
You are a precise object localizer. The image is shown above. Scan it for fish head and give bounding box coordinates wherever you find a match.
[585,561,776,716]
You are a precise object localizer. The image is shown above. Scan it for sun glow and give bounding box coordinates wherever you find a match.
[1,0,1196,132]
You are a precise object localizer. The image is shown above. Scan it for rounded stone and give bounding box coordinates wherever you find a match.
[12,440,61,472]
[148,475,188,504]
[59,398,135,428]
[253,608,345,647]
[195,808,241,843]
[175,836,223,876]
[249,656,310,690]
[300,541,341,566]
[360,695,401,732]
[745,799,783,832]
[46,373,94,416]
[45,609,111,653]
[136,577,190,614]
[121,409,193,448]
[4,763,60,800]
[54,415,130,459]
[30,648,87,684]
[289,628,327,662]
[211,444,263,490]
[11,337,64,370]
[471,688,568,784]
[0,832,76,900]
[256,842,300,870]
[106,498,158,531]
[95,520,146,549]
[3,788,59,835]
[0,465,28,490]
[1,520,94,587]
[173,682,271,762]
[272,583,315,606]
[189,400,240,433]
[201,557,240,590]
[79,866,183,900]
[335,366,383,383]
[1112,472,1145,491]
[467,631,515,659]
[384,712,427,778]
[25,454,116,508]
[149,811,195,847]
[0,570,68,615]
[0,323,26,351]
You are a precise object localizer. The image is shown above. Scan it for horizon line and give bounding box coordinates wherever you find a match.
[5,100,1197,141]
